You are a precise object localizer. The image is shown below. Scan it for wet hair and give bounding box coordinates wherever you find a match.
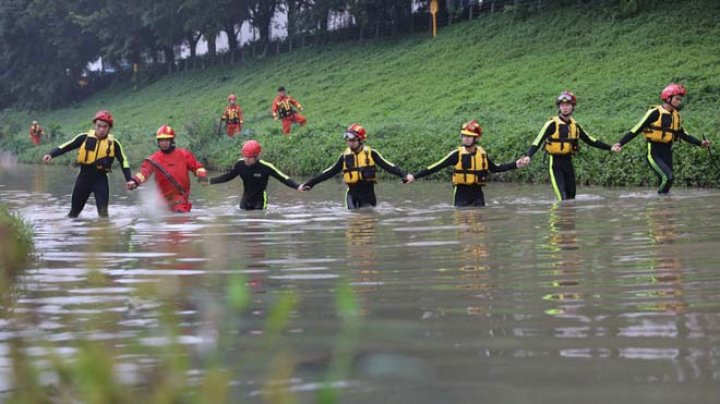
[277,86,286,92]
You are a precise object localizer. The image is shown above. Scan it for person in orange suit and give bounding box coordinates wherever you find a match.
[129,125,208,212]
[220,93,243,137]
[29,120,45,146]
[271,86,306,135]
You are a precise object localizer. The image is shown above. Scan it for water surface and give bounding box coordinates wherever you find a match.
[1,164,719,403]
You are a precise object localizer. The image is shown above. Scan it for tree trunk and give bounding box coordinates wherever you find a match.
[225,23,239,52]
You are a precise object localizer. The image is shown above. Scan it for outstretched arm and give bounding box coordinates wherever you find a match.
[210,162,241,185]
[371,149,405,177]
[43,133,86,161]
[412,150,458,180]
[616,108,660,148]
[261,160,300,189]
[303,155,344,188]
[488,155,519,173]
[578,125,612,151]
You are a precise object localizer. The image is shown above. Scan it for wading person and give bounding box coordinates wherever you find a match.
[219,93,244,137]
[209,140,301,210]
[518,91,616,201]
[271,86,306,135]
[42,110,134,218]
[29,120,44,146]
[300,124,407,209]
[129,125,208,213]
[405,120,527,207]
[611,83,710,194]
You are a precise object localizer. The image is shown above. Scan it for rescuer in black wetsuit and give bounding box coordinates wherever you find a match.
[300,124,406,209]
[611,83,711,194]
[518,91,616,201]
[405,120,527,207]
[209,140,300,210]
[42,110,134,218]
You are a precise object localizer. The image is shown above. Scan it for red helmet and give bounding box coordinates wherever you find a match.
[555,91,577,106]
[156,124,176,139]
[343,124,366,141]
[228,93,237,101]
[661,83,686,101]
[460,120,483,137]
[241,140,262,158]
[93,109,114,127]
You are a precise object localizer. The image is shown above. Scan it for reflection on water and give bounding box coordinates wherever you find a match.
[1,165,719,402]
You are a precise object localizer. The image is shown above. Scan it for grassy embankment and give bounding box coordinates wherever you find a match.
[1,0,719,188]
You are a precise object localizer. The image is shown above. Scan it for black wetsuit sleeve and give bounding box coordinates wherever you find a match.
[371,149,405,177]
[578,125,612,150]
[210,162,241,184]
[527,121,555,158]
[413,150,458,179]
[304,155,344,187]
[488,155,518,173]
[49,133,86,157]
[619,108,660,145]
[113,140,133,181]
[678,130,703,146]
[261,160,300,189]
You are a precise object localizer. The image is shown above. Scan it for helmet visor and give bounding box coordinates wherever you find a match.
[343,131,359,140]
[557,94,574,104]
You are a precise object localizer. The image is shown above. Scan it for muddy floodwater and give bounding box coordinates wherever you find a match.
[1,164,719,403]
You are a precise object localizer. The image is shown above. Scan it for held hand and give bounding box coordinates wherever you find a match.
[611,143,622,153]
[516,156,530,168]
[298,184,311,192]
[126,181,138,191]
[42,154,52,163]
[701,139,711,148]
[198,176,209,186]
[403,174,415,184]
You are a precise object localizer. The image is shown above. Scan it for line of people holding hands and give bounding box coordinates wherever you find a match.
[42,83,711,217]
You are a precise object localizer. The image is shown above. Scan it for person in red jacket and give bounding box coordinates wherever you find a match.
[29,120,44,146]
[220,93,243,137]
[271,86,306,135]
[129,125,208,212]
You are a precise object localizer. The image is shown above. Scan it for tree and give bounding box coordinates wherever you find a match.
[248,0,280,55]
[0,0,103,108]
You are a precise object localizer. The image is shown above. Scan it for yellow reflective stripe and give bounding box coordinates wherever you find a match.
[548,155,562,201]
[647,142,669,190]
[115,139,130,168]
[59,133,87,149]
[531,120,554,147]
[631,108,658,134]
[322,155,343,174]
[371,148,392,167]
[259,160,290,180]
[427,150,457,170]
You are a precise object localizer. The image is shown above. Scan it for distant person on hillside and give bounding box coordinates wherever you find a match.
[405,120,527,207]
[29,120,44,146]
[208,140,302,210]
[299,124,407,209]
[611,83,710,194]
[220,93,244,137]
[271,86,306,135]
[128,125,208,213]
[517,91,617,201]
[41,110,135,218]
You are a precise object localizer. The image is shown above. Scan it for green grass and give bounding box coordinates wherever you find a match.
[0,204,34,282]
[2,0,720,188]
